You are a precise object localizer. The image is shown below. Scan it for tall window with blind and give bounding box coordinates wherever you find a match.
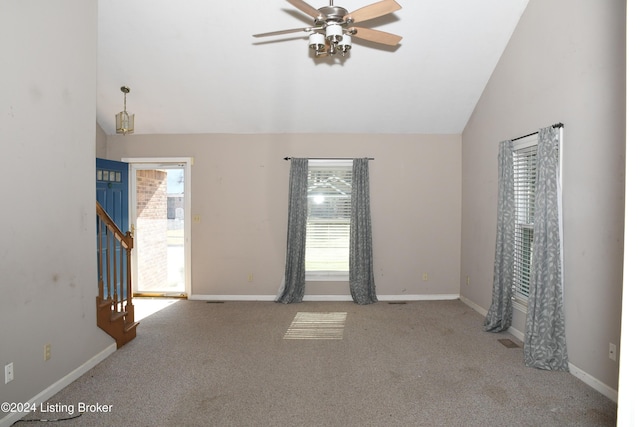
[513,137,538,304]
[512,133,562,305]
[305,160,352,280]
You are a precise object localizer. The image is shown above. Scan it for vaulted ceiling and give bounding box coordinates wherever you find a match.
[96,0,529,135]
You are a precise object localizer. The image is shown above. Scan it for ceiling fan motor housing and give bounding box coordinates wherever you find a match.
[252,0,402,57]
[308,5,352,56]
[315,6,352,27]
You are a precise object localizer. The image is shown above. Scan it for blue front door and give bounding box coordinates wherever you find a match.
[96,158,129,231]
[96,158,129,299]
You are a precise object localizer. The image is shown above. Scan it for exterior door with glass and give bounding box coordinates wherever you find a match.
[129,161,189,296]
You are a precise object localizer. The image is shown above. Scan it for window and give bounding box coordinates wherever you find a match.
[305,160,352,281]
[512,134,560,305]
[513,137,537,303]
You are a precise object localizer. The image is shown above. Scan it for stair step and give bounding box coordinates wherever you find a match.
[124,321,140,333]
[98,299,113,309]
[110,311,128,322]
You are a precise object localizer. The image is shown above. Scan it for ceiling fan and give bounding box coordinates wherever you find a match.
[253,0,402,57]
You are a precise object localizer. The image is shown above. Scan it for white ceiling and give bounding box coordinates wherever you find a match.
[97,0,529,135]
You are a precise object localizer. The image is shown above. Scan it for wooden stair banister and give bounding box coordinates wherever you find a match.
[96,201,138,348]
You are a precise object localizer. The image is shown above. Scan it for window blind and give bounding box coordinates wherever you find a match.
[306,163,352,274]
[513,140,537,302]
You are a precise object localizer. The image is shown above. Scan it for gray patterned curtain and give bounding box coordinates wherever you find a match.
[524,127,568,371]
[277,158,308,304]
[349,158,377,304]
[484,140,515,332]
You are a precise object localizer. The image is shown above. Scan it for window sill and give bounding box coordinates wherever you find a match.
[306,272,349,282]
[513,299,528,314]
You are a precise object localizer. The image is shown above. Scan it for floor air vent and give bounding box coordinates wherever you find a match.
[498,338,520,348]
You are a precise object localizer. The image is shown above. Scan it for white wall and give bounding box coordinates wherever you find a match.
[0,1,114,423]
[461,0,625,392]
[106,133,462,300]
[618,0,639,422]
[96,123,108,158]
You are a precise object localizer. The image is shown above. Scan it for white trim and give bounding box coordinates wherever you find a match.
[0,343,116,427]
[189,294,277,301]
[121,156,194,166]
[125,157,192,298]
[512,299,527,314]
[619,1,640,421]
[507,326,525,342]
[308,159,353,167]
[459,295,488,316]
[460,296,526,341]
[305,295,353,301]
[569,363,618,403]
[378,294,460,301]
[511,133,538,150]
[183,160,192,298]
[458,297,616,402]
[189,294,460,302]
[306,272,349,282]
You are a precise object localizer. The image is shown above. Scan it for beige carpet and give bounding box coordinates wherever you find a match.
[19,299,616,426]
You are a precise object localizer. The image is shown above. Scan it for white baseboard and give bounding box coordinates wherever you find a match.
[189,294,461,302]
[507,326,525,342]
[189,294,277,301]
[0,343,117,427]
[459,295,488,316]
[304,295,352,301]
[379,294,460,301]
[459,297,617,403]
[304,294,460,302]
[569,363,618,402]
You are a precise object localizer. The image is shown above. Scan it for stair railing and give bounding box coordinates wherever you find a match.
[96,201,133,316]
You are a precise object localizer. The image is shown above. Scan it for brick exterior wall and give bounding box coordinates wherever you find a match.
[136,170,168,291]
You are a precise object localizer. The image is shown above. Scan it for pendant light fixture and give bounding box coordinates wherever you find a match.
[115,86,134,135]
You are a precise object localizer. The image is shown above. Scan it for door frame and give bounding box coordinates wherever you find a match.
[96,158,129,300]
[122,157,192,298]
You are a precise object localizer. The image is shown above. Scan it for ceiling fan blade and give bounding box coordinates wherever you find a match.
[349,26,402,46]
[346,0,401,24]
[286,0,325,20]
[253,27,317,38]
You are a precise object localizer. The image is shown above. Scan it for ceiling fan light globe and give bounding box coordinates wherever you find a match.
[337,34,352,54]
[309,32,325,50]
[325,23,343,43]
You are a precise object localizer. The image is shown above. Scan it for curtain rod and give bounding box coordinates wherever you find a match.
[511,122,564,142]
[283,157,374,161]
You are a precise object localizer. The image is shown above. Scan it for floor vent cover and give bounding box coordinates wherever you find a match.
[284,312,347,340]
[498,338,520,348]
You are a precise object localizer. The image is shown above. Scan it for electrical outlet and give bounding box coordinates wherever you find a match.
[5,362,14,384]
[609,343,616,361]
[248,273,254,282]
[44,344,51,361]
[466,276,470,285]
[422,273,428,281]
